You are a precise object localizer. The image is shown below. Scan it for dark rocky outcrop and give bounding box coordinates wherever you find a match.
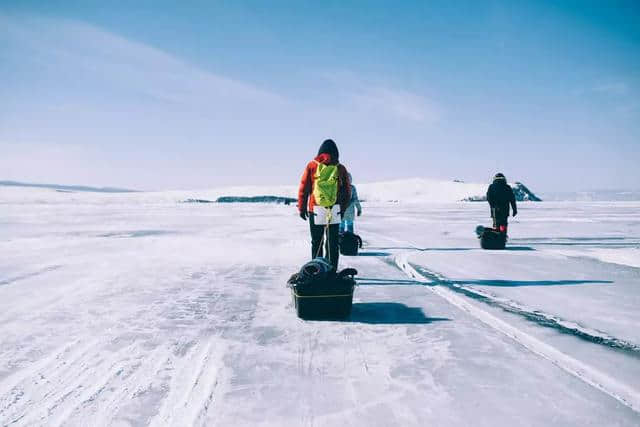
[216,196,296,205]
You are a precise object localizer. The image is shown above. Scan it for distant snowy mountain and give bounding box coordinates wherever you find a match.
[356,178,489,203]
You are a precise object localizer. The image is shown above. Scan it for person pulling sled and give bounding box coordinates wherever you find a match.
[298,139,351,270]
[487,173,517,234]
[476,173,518,249]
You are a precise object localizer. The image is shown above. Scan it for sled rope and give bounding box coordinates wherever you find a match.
[314,209,333,260]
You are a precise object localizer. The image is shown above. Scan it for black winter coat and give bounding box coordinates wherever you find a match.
[487,180,517,219]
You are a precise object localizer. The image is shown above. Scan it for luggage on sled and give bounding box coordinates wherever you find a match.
[476,225,507,250]
[287,258,357,320]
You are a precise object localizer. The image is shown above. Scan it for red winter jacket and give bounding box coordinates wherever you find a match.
[298,153,351,214]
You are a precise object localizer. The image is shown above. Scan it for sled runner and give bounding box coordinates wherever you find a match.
[287,258,357,320]
[339,231,363,256]
[476,225,507,250]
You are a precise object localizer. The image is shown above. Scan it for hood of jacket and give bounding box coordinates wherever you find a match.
[317,139,339,162]
[493,173,507,184]
[314,152,338,165]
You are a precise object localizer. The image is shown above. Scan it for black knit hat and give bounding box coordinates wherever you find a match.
[317,139,339,161]
[493,173,506,181]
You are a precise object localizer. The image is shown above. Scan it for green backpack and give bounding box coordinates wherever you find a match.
[313,161,339,207]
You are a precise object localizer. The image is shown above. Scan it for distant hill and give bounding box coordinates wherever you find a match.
[176,178,540,204]
[355,178,540,203]
[0,180,137,193]
[1,178,546,203]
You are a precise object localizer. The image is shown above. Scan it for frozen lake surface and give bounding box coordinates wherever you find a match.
[1,189,639,426]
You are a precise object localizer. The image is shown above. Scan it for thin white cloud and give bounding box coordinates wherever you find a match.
[0,14,445,188]
[351,87,441,124]
[316,70,442,124]
[1,14,287,119]
[592,81,629,96]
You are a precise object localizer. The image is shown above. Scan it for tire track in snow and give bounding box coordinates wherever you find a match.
[0,339,99,422]
[395,252,640,413]
[71,344,170,427]
[44,342,161,427]
[0,265,62,287]
[149,339,228,427]
[0,338,138,426]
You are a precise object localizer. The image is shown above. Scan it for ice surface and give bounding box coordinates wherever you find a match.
[0,189,638,426]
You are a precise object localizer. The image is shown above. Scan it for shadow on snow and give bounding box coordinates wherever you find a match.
[357,276,611,288]
[348,302,451,325]
[365,246,536,252]
[357,251,392,257]
[366,246,474,251]
[455,279,613,287]
[357,277,423,286]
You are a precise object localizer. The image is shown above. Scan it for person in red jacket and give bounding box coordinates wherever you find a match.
[298,139,351,270]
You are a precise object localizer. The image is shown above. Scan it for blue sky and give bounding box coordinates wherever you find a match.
[1,1,638,192]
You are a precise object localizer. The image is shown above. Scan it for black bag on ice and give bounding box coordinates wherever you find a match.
[339,232,363,256]
[478,227,507,250]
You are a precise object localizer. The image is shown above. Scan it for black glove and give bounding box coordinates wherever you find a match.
[300,209,308,221]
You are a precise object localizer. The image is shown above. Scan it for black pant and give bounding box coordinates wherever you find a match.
[491,207,509,229]
[309,215,340,270]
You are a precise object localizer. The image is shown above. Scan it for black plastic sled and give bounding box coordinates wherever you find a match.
[476,225,507,250]
[287,258,357,320]
[339,231,363,256]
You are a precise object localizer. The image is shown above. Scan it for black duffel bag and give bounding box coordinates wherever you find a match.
[477,226,507,250]
[339,231,363,256]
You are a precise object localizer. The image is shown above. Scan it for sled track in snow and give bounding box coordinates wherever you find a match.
[409,265,640,356]
[364,230,640,356]
[0,338,227,427]
[150,339,227,427]
[394,252,640,414]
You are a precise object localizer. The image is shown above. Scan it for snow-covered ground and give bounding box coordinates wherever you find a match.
[1,188,639,426]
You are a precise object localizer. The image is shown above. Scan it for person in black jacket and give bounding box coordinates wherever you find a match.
[486,173,517,233]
